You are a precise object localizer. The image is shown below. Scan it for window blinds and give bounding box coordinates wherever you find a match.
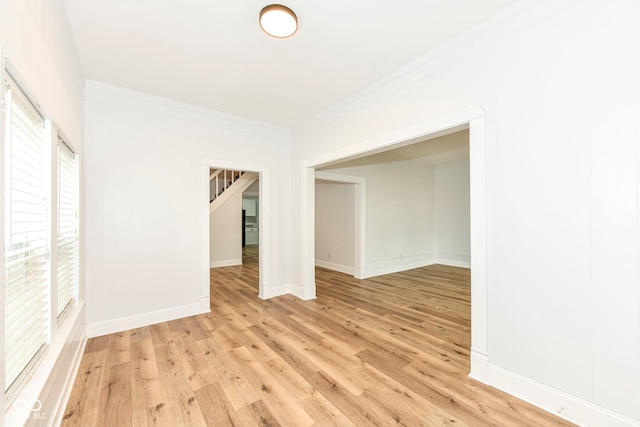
[3,75,50,394]
[57,139,77,318]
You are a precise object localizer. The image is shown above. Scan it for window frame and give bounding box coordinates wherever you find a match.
[55,134,79,323]
[3,71,51,400]
[1,62,80,407]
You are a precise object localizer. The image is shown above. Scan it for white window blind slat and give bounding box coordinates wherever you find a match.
[4,74,50,395]
[57,139,77,319]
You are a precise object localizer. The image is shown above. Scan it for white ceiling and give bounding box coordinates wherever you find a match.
[64,0,521,128]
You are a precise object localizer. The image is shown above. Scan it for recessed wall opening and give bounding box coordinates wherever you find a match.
[302,108,488,381]
[208,168,260,278]
[315,128,470,278]
[201,161,272,310]
[313,128,471,368]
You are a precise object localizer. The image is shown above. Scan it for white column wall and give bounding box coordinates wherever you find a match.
[435,161,470,267]
[292,0,640,424]
[83,82,292,333]
[210,192,242,268]
[315,182,355,274]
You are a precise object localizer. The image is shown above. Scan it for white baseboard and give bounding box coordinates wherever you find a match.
[361,258,437,279]
[288,283,317,300]
[435,252,471,268]
[210,259,242,268]
[358,257,470,279]
[314,259,354,275]
[258,282,317,301]
[200,296,211,314]
[488,364,639,427]
[436,258,471,268]
[469,348,489,383]
[259,283,291,300]
[86,302,201,338]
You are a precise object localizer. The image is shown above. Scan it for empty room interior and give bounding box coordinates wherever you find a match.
[2,0,640,426]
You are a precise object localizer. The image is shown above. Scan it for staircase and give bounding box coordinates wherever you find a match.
[210,169,258,213]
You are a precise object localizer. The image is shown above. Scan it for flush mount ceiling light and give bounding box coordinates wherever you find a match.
[259,4,298,38]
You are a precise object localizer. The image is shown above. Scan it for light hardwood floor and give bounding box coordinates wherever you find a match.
[62,250,573,426]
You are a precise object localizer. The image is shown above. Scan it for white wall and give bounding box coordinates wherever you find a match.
[292,0,640,425]
[0,0,86,425]
[315,181,355,274]
[83,82,292,335]
[435,161,470,267]
[210,192,242,268]
[318,156,470,277]
[326,160,436,277]
[0,0,83,144]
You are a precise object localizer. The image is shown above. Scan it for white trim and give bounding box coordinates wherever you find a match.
[85,302,201,338]
[314,260,355,276]
[301,105,487,385]
[301,167,317,300]
[294,0,581,132]
[84,81,289,137]
[314,171,364,184]
[210,259,242,268]
[200,164,212,311]
[434,257,471,268]
[302,114,470,170]
[199,297,210,315]
[468,109,488,381]
[469,349,489,384]
[260,284,292,300]
[488,365,640,427]
[258,171,272,300]
[201,159,271,306]
[314,171,366,279]
[361,259,438,279]
[436,251,471,268]
[319,256,469,278]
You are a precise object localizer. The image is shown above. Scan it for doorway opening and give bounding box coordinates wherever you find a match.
[241,178,260,279]
[314,172,365,278]
[201,160,272,310]
[315,129,470,279]
[302,107,488,382]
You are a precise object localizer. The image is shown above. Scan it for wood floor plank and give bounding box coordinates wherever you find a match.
[154,342,208,426]
[247,322,322,382]
[193,382,240,427]
[61,350,106,425]
[98,362,132,427]
[130,337,164,413]
[62,247,574,426]
[195,337,262,410]
[105,331,131,367]
[231,345,316,426]
[236,399,282,427]
[173,334,219,391]
[83,334,109,353]
[149,322,174,349]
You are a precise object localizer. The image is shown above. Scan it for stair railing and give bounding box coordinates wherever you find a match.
[210,170,244,202]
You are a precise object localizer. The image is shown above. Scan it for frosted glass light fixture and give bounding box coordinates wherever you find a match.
[259,4,298,38]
